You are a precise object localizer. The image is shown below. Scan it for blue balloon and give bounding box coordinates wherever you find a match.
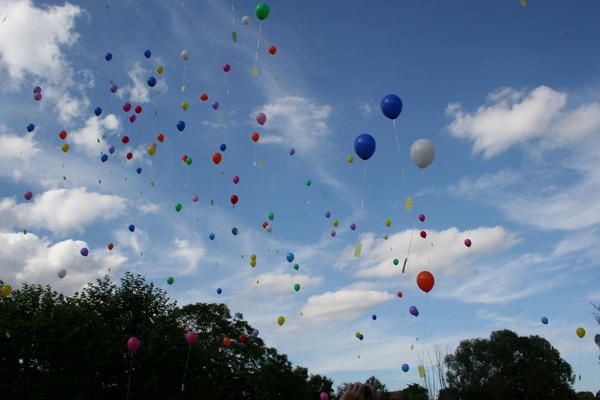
[177,120,186,132]
[101,154,108,162]
[401,363,409,373]
[354,134,376,160]
[541,316,548,325]
[381,94,403,120]
[147,77,157,87]
[232,227,239,236]
[26,123,35,132]
[128,224,135,232]
[220,144,227,152]
[209,233,215,240]
[144,49,151,59]
[105,52,113,61]
[108,145,115,154]
[94,107,102,116]
[216,288,222,295]
[371,314,377,320]
[359,334,364,341]
[286,252,294,263]
[136,167,142,174]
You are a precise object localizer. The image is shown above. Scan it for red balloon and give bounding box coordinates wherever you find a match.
[129,114,136,123]
[182,154,188,163]
[126,152,133,160]
[122,102,132,112]
[223,337,231,347]
[416,271,435,293]
[262,221,269,229]
[200,93,208,101]
[238,334,247,343]
[396,291,403,298]
[230,195,239,205]
[107,243,114,250]
[121,136,129,144]
[251,132,260,142]
[157,133,165,142]
[223,64,231,72]
[268,45,277,55]
[58,130,67,140]
[420,230,427,239]
[464,239,472,247]
[134,105,142,114]
[212,152,222,165]
[418,214,425,222]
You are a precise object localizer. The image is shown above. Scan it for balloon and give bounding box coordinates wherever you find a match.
[268,45,277,55]
[24,191,33,201]
[350,223,356,230]
[416,271,435,293]
[209,233,215,240]
[216,288,222,295]
[355,331,361,339]
[372,314,377,320]
[109,146,115,154]
[167,276,174,285]
[277,315,285,326]
[250,132,260,142]
[402,363,409,373]
[101,153,109,162]
[252,329,259,337]
[396,291,403,298]
[212,101,219,110]
[61,143,70,153]
[57,269,66,279]
[175,203,182,212]
[127,337,140,352]
[33,92,42,101]
[0,284,12,297]
[420,231,427,239]
[105,52,112,61]
[121,136,130,144]
[330,230,336,237]
[156,65,164,74]
[147,146,156,156]
[147,77,157,87]
[144,49,151,59]
[346,155,354,164]
[223,64,231,72]
[200,93,208,101]
[541,317,549,325]
[576,327,586,338]
[464,239,472,248]
[306,180,312,186]
[354,134,376,160]
[380,94,403,120]
[410,138,436,169]
[107,243,114,250]
[385,219,392,228]
[27,123,35,132]
[129,115,136,123]
[289,148,296,156]
[393,258,399,266]
[122,102,132,112]
[192,195,199,202]
[126,152,133,160]
[128,224,135,232]
[293,263,299,271]
[255,3,270,20]
[94,107,102,116]
[324,211,331,218]
[320,393,329,400]
[405,196,413,210]
[294,283,301,292]
[110,84,118,93]
[157,133,165,142]
[178,101,188,111]
[220,144,227,152]
[186,157,193,165]
[212,152,222,164]
[230,195,239,205]
[177,120,186,132]
[58,130,67,140]
[80,247,89,257]
[233,175,240,184]
[256,112,267,126]
[223,337,231,346]
[231,227,239,235]
[238,334,247,344]
[185,331,198,345]
[418,214,426,222]
[332,220,339,227]
[180,50,190,60]
[286,252,294,263]
[409,305,419,317]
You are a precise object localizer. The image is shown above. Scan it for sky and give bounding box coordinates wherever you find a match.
[0,0,599,393]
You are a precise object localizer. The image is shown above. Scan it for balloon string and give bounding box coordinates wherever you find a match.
[254,23,263,64]
[226,74,230,95]
[182,63,186,89]
[403,223,415,274]
[181,344,192,391]
[393,120,401,157]
[126,352,134,400]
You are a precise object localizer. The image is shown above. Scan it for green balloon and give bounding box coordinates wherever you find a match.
[186,157,193,165]
[255,3,270,20]
[306,180,312,186]
[393,258,399,266]
[175,203,183,212]
[268,212,274,221]
[294,283,301,292]
[293,263,299,270]
[167,277,174,285]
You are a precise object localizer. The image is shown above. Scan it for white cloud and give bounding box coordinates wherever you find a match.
[256,96,331,152]
[254,273,323,293]
[138,201,160,214]
[0,0,88,122]
[119,62,168,104]
[446,86,600,158]
[0,231,126,293]
[171,238,205,275]
[0,187,126,235]
[0,131,39,180]
[359,99,376,116]
[448,169,522,198]
[343,226,518,278]
[300,289,393,321]
[71,114,119,156]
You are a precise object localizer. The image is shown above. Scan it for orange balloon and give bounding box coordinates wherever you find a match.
[223,337,231,346]
[416,271,435,293]
[212,152,222,165]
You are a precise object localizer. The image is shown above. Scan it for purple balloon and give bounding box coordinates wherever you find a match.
[232,175,240,184]
[409,305,419,317]
[33,86,42,94]
[289,148,296,156]
[80,247,89,257]
[330,230,336,237]
[320,393,329,400]
[24,191,33,201]
[127,336,140,352]
[185,331,198,345]
[212,101,219,110]
[110,84,118,93]
[256,112,267,126]
[251,329,259,337]
[192,195,199,202]
[109,145,116,154]
[324,211,331,219]
[350,223,356,231]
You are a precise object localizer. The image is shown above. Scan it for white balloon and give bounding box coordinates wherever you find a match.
[410,139,436,169]
[242,16,250,26]
[180,50,190,61]
[57,269,67,279]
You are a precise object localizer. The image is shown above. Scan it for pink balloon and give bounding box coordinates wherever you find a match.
[464,238,472,248]
[185,331,198,345]
[233,175,240,184]
[127,336,140,352]
[320,393,329,400]
[256,112,267,126]
[192,195,199,202]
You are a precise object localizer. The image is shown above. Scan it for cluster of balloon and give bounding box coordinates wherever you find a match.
[410,139,435,169]
[354,134,376,160]
[33,85,42,101]
[355,331,364,341]
[416,271,435,293]
[409,305,419,317]
[277,315,285,326]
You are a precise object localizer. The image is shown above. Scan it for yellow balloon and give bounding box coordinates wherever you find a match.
[61,143,70,153]
[156,65,164,74]
[251,253,256,260]
[332,219,339,228]
[346,155,354,164]
[0,284,12,297]
[355,331,361,338]
[147,146,156,156]
[385,219,391,228]
[277,315,285,326]
[250,260,256,268]
[576,327,586,338]
[405,196,413,211]
[251,66,259,76]
[181,101,189,111]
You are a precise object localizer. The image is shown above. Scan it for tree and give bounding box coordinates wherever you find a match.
[576,392,595,400]
[445,330,576,400]
[365,376,387,393]
[0,273,333,400]
[402,383,428,400]
[594,304,600,364]
[437,387,459,400]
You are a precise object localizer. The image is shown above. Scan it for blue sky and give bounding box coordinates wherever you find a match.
[0,0,599,393]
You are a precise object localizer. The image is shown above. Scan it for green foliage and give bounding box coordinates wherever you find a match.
[0,273,331,399]
[576,392,595,400]
[402,383,428,400]
[445,330,576,400]
[365,376,387,393]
